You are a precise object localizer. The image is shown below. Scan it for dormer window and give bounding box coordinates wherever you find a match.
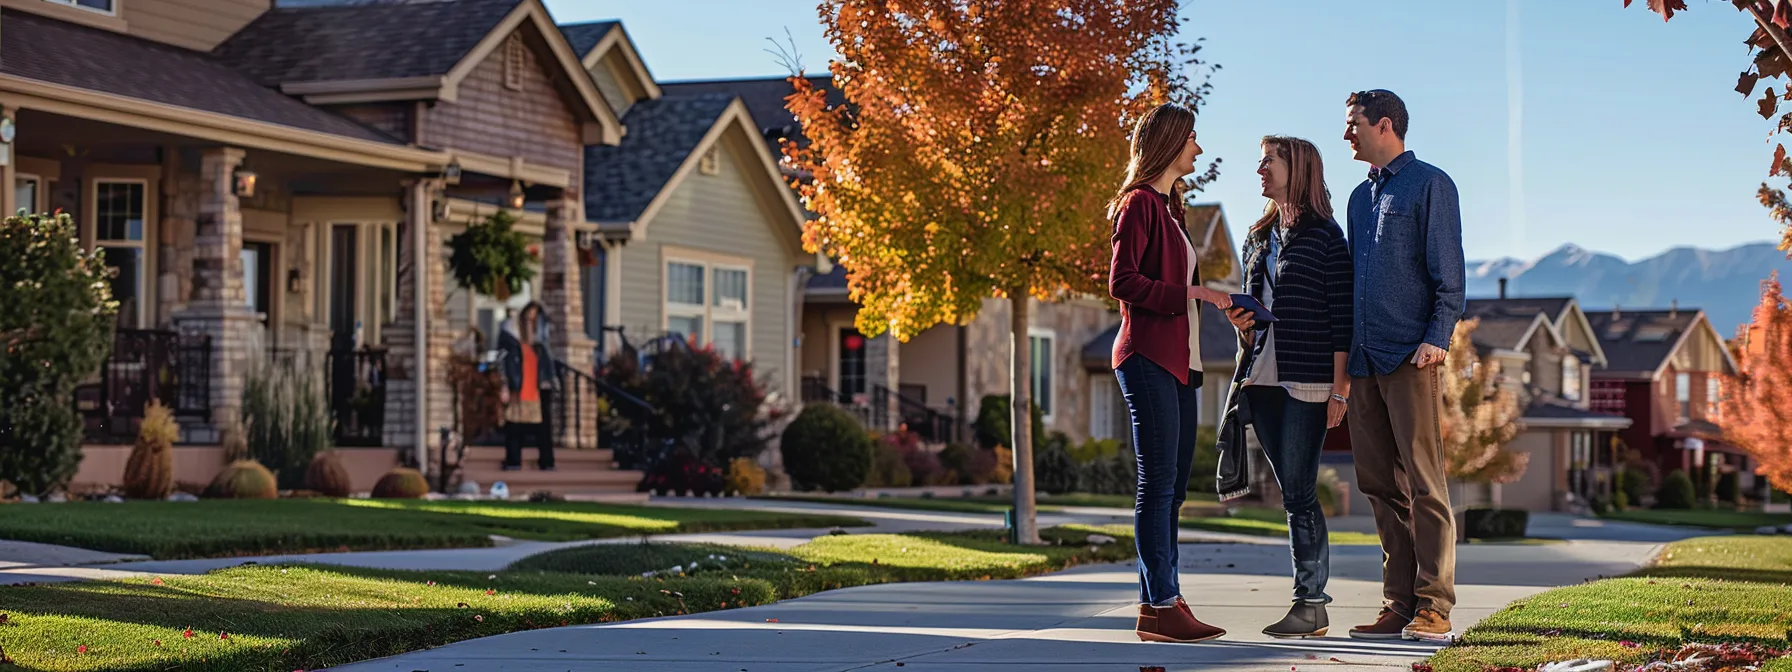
[44,0,115,14]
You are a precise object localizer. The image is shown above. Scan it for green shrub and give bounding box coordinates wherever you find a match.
[372,468,429,499]
[1066,438,1132,495]
[243,340,333,490]
[1613,489,1630,512]
[1463,507,1529,539]
[1618,465,1653,509]
[937,443,975,484]
[973,394,1044,450]
[123,400,178,500]
[781,404,872,492]
[1656,469,1697,510]
[1715,470,1739,505]
[0,212,116,497]
[865,437,912,488]
[1033,432,1079,495]
[1188,425,1219,494]
[445,210,536,300]
[205,460,278,499]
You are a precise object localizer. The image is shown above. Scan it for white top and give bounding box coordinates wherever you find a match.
[1181,226,1202,374]
[1241,225,1330,403]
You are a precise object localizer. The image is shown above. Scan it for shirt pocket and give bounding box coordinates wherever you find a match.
[1375,193,1422,260]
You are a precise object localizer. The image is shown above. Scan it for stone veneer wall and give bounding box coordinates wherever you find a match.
[966,296,1119,444]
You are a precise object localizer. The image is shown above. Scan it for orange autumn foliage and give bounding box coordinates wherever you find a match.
[1722,272,1792,492]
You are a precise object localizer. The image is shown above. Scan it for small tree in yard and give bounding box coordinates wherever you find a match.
[783,0,1216,543]
[1722,273,1792,493]
[1439,319,1529,507]
[0,212,117,497]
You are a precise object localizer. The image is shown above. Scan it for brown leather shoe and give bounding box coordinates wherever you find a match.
[1347,607,1411,640]
[1401,608,1455,643]
[1135,599,1226,643]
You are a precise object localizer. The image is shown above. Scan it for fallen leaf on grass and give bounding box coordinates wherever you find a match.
[183,629,194,639]
[150,577,163,585]
[77,645,87,654]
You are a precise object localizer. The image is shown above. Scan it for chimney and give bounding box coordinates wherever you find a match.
[1670,299,1678,319]
[1498,277,1508,300]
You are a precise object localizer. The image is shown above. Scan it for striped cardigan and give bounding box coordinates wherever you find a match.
[1242,214,1355,383]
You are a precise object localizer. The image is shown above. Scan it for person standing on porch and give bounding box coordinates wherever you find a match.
[1340,89,1466,643]
[498,301,559,472]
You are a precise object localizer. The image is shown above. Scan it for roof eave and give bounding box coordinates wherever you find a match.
[282,76,447,104]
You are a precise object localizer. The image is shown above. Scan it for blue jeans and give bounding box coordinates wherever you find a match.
[1242,385,1333,604]
[1115,356,1200,606]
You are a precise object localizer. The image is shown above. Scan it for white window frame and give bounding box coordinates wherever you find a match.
[662,249,754,361]
[1028,327,1056,424]
[1089,375,1116,441]
[1675,372,1691,423]
[92,178,151,328]
[1562,357,1582,402]
[15,173,42,214]
[44,0,116,16]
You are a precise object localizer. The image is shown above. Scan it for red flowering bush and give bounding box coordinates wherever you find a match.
[601,340,778,481]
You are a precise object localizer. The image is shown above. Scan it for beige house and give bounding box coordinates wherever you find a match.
[1,0,661,496]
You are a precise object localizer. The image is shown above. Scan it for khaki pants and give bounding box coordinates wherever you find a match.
[1347,362,1456,618]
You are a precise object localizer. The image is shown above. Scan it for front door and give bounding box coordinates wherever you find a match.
[837,328,867,404]
[328,224,359,350]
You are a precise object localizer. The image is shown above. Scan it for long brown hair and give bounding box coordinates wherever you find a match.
[1108,103,1196,218]
[1249,136,1332,255]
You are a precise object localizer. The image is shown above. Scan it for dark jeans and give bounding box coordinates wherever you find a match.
[503,394,556,470]
[1242,385,1333,604]
[1115,356,1201,606]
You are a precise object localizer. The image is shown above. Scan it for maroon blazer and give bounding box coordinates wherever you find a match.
[1109,185,1197,385]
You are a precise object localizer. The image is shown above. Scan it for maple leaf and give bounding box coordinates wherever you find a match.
[1626,0,1689,21]
[1773,144,1787,177]
[182,629,194,639]
[1740,69,1762,97]
[76,645,87,654]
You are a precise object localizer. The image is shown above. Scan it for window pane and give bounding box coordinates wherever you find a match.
[14,179,37,214]
[714,320,746,361]
[668,262,704,306]
[96,182,145,242]
[75,0,115,10]
[713,268,748,310]
[101,246,141,328]
[241,247,259,310]
[668,315,702,344]
[1030,335,1052,415]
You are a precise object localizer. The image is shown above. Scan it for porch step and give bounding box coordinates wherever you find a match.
[459,446,616,470]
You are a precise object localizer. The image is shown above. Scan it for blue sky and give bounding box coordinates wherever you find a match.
[547,1,1775,263]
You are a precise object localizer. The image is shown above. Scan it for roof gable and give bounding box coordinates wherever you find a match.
[1464,299,1564,353]
[660,75,844,153]
[1586,308,1736,378]
[561,20,660,103]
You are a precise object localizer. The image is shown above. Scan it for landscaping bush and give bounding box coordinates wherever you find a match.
[1463,507,1529,539]
[123,400,178,500]
[1033,432,1079,495]
[1656,469,1697,510]
[780,404,872,492]
[1614,489,1631,512]
[973,394,1044,450]
[243,336,334,490]
[600,337,778,475]
[305,450,353,498]
[638,446,725,497]
[205,460,278,500]
[865,437,912,488]
[725,457,766,496]
[0,212,116,497]
[1618,464,1654,509]
[1067,438,1132,495]
[1315,466,1343,517]
[1716,470,1740,505]
[372,468,429,499]
[938,443,976,484]
[1189,425,1219,494]
[988,445,1014,485]
[886,430,950,486]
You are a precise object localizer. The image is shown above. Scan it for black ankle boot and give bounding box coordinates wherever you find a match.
[1262,602,1329,639]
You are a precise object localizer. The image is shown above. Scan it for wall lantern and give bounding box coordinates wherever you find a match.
[508,180,525,209]
[442,160,463,185]
[233,168,257,198]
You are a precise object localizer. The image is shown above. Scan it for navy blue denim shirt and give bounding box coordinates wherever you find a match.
[1345,150,1466,378]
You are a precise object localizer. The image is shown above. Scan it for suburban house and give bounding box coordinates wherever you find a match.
[1585,304,1752,502]
[2,0,651,496]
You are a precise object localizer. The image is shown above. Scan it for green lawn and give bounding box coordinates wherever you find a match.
[0,526,1134,672]
[1178,505,1383,546]
[1599,507,1792,532]
[1429,536,1792,672]
[0,499,868,560]
[759,491,1222,515]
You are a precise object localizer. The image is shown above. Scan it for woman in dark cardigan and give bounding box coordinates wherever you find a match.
[1107,102,1234,644]
[1227,135,1355,638]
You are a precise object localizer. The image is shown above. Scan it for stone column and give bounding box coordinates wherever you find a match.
[540,192,598,450]
[383,180,455,472]
[866,332,900,431]
[171,147,259,434]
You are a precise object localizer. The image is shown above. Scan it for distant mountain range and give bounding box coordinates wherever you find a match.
[1467,243,1792,338]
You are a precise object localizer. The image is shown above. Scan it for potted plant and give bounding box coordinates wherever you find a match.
[446,210,536,301]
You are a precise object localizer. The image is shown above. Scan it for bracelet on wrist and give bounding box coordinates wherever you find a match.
[1330,393,1348,403]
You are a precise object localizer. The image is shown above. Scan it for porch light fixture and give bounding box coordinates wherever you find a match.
[233,168,257,198]
[508,180,525,209]
[442,160,463,185]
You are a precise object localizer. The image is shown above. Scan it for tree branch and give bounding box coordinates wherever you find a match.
[1741,0,1792,66]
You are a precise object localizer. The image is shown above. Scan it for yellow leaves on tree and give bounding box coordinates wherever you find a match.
[1721,272,1792,492]
[1439,319,1530,485]
[780,0,1215,340]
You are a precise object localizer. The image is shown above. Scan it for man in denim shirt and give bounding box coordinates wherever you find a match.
[1339,89,1465,645]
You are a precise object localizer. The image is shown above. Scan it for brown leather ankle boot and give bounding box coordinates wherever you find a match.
[1135,598,1226,643]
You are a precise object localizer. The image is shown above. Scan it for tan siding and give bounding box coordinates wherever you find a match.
[333,104,413,143]
[899,325,959,408]
[590,60,632,118]
[617,136,797,390]
[126,0,266,51]
[424,30,583,177]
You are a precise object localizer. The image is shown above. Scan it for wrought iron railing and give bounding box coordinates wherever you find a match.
[76,329,212,444]
[559,361,657,469]
[327,347,387,447]
[798,376,965,443]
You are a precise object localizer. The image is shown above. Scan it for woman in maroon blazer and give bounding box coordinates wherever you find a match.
[1108,102,1235,644]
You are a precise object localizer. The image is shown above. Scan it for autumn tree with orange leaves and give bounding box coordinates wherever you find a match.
[1722,273,1792,493]
[1628,0,1792,256]
[782,0,1217,543]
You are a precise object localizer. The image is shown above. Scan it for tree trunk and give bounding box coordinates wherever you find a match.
[1009,294,1041,544]
[1489,482,1502,509]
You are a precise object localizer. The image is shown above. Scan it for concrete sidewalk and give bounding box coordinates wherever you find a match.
[330,538,1665,672]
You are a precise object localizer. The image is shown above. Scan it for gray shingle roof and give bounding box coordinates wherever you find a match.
[583,93,736,223]
[215,0,522,86]
[558,20,619,59]
[1462,299,1552,351]
[1081,303,1238,371]
[1584,309,1703,377]
[1,9,399,145]
[660,75,843,152]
